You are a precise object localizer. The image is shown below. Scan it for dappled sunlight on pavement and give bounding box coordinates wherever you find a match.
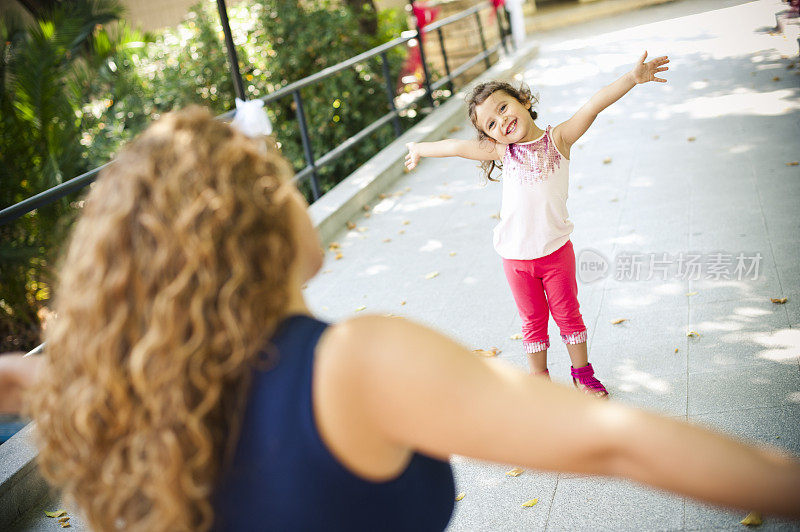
[302,0,800,529]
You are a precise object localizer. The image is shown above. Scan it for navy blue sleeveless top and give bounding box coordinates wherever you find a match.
[214,315,455,531]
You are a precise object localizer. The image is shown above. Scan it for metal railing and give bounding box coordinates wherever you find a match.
[0,0,512,226]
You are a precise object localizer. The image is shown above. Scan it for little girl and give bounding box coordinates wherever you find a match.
[405,52,669,398]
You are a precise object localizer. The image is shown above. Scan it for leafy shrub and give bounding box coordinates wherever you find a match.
[1,0,413,350]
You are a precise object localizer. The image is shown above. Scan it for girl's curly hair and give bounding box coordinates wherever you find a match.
[466,80,539,182]
[29,106,296,531]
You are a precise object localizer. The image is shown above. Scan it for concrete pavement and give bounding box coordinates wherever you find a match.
[306,0,800,529]
[11,0,800,529]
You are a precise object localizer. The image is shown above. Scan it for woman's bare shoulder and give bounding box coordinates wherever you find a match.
[318,314,417,360]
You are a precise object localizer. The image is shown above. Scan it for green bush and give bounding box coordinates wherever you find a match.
[1,0,414,350]
[0,0,131,350]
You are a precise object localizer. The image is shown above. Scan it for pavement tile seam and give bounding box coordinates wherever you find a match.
[746,146,793,320]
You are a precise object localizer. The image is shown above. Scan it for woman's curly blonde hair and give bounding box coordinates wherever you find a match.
[29,106,296,531]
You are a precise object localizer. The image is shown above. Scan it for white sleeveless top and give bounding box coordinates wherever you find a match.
[492,126,573,260]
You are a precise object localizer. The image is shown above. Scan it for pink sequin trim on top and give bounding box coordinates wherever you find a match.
[504,126,563,186]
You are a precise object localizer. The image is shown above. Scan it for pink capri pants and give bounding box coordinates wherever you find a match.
[502,240,587,353]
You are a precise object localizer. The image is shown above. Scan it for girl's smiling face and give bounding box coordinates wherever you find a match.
[474,90,537,144]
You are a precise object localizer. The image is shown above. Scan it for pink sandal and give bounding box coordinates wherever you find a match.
[570,363,608,398]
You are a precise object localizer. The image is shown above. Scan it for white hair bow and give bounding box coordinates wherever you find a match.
[231,98,273,138]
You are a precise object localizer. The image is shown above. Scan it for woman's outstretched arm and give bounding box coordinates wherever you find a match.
[0,353,43,414]
[315,315,800,519]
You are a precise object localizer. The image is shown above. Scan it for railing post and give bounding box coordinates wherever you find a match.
[408,0,435,108]
[379,52,403,138]
[215,0,246,101]
[292,90,321,201]
[502,6,517,51]
[436,27,454,94]
[495,6,509,54]
[474,10,491,70]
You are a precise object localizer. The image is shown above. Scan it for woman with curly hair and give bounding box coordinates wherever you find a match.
[29,107,800,531]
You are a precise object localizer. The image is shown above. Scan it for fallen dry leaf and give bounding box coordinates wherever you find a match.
[378,193,387,199]
[363,205,371,211]
[603,157,612,164]
[521,498,539,507]
[687,136,696,142]
[491,213,500,219]
[364,213,371,218]
[785,161,799,166]
[355,306,366,312]
[335,253,343,260]
[740,511,762,526]
[328,242,341,250]
[506,467,524,477]
[510,333,523,340]
[611,318,627,325]
[402,220,410,225]
[455,492,466,501]
[472,347,501,357]
[398,230,405,235]
[686,330,701,338]
[401,301,406,306]
[45,511,67,518]
[771,297,788,304]
[438,194,452,200]
[449,125,462,133]
[382,238,392,243]
[425,271,439,279]
[685,291,698,296]
[773,76,780,81]
[60,525,71,529]
[449,251,457,257]
[58,517,70,524]
[346,221,356,230]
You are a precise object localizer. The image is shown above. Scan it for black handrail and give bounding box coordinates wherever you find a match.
[0,0,512,226]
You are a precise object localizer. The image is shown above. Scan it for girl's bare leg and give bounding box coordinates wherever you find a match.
[527,349,548,374]
[566,341,589,369]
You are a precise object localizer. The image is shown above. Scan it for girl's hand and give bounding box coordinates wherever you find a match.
[405,142,421,171]
[631,51,669,84]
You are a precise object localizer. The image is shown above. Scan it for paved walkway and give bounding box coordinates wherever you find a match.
[307,0,800,530]
[14,0,800,529]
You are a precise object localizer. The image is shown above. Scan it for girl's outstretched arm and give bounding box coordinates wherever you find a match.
[553,51,669,156]
[315,315,800,519]
[405,139,503,171]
